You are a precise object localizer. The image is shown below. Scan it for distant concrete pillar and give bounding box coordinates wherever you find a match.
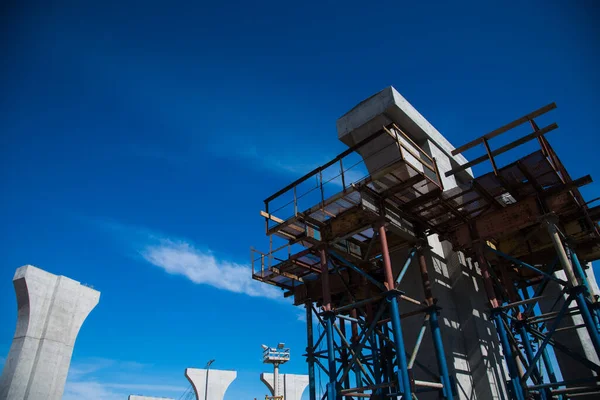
[260,373,309,400]
[129,396,174,400]
[185,368,236,400]
[0,265,100,400]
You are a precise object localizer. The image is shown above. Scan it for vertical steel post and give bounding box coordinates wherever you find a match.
[517,323,547,399]
[544,218,578,287]
[350,309,362,389]
[573,289,600,358]
[378,223,412,398]
[418,245,454,399]
[371,329,382,396]
[493,312,525,400]
[306,303,316,400]
[320,248,337,399]
[477,247,525,400]
[570,248,600,329]
[339,319,351,391]
[545,218,600,359]
[520,287,560,391]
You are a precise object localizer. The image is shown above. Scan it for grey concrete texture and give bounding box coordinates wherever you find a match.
[260,373,308,400]
[129,396,174,400]
[0,265,100,400]
[336,89,509,399]
[538,270,600,390]
[184,368,236,400]
[336,86,473,186]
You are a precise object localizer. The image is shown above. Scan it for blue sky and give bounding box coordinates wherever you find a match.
[1,1,599,399]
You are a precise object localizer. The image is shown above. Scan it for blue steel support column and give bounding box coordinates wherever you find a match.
[370,330,382,397]
[520,287,560,394]
[325,313,337,399]
[493,312,525,400]
[476,247,525,400]
[569,248,600,329]
[377,223,412,398]
[573,288,600,358]
[418,245,454,399]
[350,309,362,389]
[306,302,317,400]
[320,248,337,399]
[569,248,591,294]
[545,218,600,361]
[517,323,547,399]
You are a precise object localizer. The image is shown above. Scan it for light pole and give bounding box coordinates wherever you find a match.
[262,343,290,399]
[205,359,215,400]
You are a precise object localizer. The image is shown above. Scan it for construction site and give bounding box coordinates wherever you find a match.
[1,86,599,400]
[251,86,600,399]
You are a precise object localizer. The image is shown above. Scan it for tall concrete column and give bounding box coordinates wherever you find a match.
[260,373,309,400]
[184,368,236,400]
[0,265,100,400]
[336,86,508,399]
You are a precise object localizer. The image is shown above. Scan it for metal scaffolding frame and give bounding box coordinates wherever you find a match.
[252,102,600,399]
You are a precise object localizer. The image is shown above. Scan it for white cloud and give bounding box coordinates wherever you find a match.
[63,381,123,400]
[83,217,287,301]
[296,310,307,322]
[105,383,186,391]
[64,358,186,400]
[141,239,281,300]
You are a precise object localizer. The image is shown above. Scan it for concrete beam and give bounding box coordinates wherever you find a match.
[185,368,236,400]
[260,373,309,400]
[0,265,100,400]
[336,86,473,189]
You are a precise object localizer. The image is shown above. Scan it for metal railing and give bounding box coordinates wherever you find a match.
[262,123,442,233]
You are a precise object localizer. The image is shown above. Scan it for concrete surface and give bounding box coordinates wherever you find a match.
[0,265,100,400]
[336,87,508,400]
[538,270,600,390]
[129,396,174,400]
[336,86,473,189]
[185,368,236,400]
[260,373,308,400]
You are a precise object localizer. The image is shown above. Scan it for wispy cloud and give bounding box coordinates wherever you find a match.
[83,217,283,301]
[140,238,281,300]
[64,358,184,400]
[296,310,307,322]
[63,380,123,400]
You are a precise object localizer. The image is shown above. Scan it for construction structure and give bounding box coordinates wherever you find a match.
[251,87,600,399]
[0,265,100,400]
[260,373,309,400]
[261,343,291,399]
[184,367,236,400]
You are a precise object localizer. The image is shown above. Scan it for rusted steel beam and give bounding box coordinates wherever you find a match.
[401,188,442,210]
[472,180,504,209]
[452,103,557,156]
[446,122,558,177]
[382,175,424,197]
[517,161,544,194]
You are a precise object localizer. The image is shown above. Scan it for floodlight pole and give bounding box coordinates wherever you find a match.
[205,359,215,400]
[273,362,280,397]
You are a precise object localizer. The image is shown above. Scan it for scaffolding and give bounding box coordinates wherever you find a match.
[251,102,600,399]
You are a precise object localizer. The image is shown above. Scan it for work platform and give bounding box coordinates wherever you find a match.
[252,109,599,306]
[251,87,600,399]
